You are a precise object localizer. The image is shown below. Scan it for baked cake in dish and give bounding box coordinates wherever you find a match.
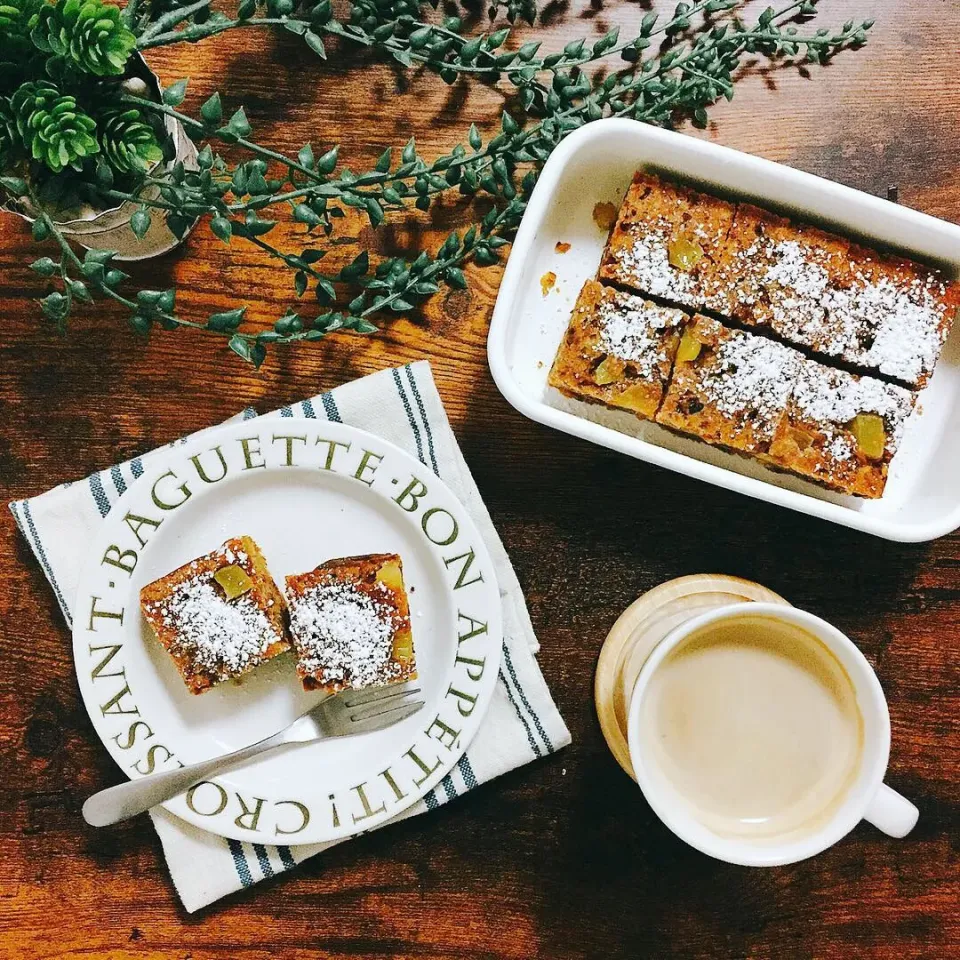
[286,553,416,694]
[598,172,736,313]
[548,279,686,420]
[549,170,955,499]
[768,360,917,499]
[656,315,802,456]
[140,536,290,694]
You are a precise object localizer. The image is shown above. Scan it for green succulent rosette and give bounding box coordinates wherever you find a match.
[29,0,136,77]
[11,79,98,172]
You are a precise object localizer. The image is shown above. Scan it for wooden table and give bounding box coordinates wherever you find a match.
[2,1,958,956]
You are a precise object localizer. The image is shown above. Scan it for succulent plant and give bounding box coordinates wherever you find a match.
[95,105,162,173]
[11,79,98,172]
[29,0,137,77]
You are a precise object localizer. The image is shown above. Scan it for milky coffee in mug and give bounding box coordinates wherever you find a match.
[638,612,864,841]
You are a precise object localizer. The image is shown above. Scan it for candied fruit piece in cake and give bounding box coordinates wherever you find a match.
[826,246,960,388]
[548,279,687,421]
[598,172,736,312]
[656,315,803,455]
[767,359,917,499]
[285,553,416,694]
[140,536,290,694]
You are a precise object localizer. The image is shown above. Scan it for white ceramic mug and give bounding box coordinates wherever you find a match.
[626,603,919,866]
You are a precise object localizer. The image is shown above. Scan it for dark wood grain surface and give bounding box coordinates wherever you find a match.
[2,1,959,956]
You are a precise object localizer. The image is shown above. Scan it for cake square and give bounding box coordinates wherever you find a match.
[827,246,960,388]
[719,202,852,332]
[768,358,917,499]
[656,315,803,455]
[140,536,290,694]
[286,553,416,694]
[598,172,736,312]
[548,279,687,420]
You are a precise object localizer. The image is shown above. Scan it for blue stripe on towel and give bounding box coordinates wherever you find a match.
[88,472,111,517]
[11,501,71,623]
[439,773,457,802]
[252,844,274,879]
[279,405,294,418]
[130,457,144,479]
[391,368,425,466]
[320,392,342,423]
[502,643,554,754]
[226,839,254,887]
[301,398,317,419]
[277,845,297,870]
[404,365,438,476]
[457,754,477,791]
[423,790,439,810]
[110,464,127,496]
[499,666,541,758]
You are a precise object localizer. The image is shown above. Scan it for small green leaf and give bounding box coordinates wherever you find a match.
[163,79,188,107]
[128,314,152,336]
[130,208,151,240]
[298,143,315,169]
[68,280,91,302]
[200,92,223,126]
[207,308,246,331]
[375,147,392,173]
[294,271,307,297]
[228,334,253,362]
[365,198,384,228]
[354,319,379,333]
[305,30,326,57]
[446,267,467,289]
[210,216,232,242]
[31,218,50,242]
[468,124,482,150]
[316,146,338,175]
[40,291,68,322]
[30,257,57,278]
[294,203,323,228]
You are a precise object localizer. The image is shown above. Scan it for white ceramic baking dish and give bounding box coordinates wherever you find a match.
[487,119,960,542]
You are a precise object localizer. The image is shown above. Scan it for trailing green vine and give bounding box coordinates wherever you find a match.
[0,0,873,365]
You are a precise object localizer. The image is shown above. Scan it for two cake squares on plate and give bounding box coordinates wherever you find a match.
[140,536,417,695]
[549,172,960,499]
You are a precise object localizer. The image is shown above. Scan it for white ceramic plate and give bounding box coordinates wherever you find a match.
[488,119,960,542]
[72,418,502,844]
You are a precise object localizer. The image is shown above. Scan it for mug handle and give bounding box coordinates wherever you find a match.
[863,783,919,838]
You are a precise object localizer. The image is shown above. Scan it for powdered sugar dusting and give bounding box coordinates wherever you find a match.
[146,569,280,681]
[757,240,951,384]
[288,581,401,689]
[597,291,684,375]
[791,361,916,457]
[702,332,800,431]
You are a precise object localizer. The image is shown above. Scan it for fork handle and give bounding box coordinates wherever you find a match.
[81,729,288,827]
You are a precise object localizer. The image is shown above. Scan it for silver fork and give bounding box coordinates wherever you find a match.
[82,685,424,827]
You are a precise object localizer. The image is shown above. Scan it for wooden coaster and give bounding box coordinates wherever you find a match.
[594,575,789,781]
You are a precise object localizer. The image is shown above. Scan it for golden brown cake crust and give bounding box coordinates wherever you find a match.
[286,553,417,694]
[598,171,737,313]
[140,536,290,695]
[548,279,686,421]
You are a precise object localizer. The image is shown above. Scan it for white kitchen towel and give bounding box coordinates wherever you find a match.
[10,360,570,912]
